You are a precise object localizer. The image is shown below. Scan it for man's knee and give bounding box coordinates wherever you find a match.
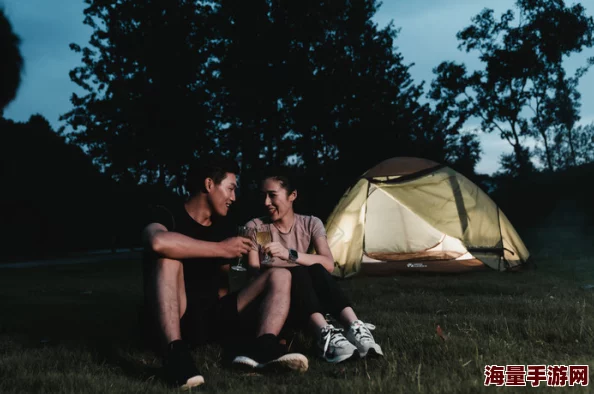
[154,257,183,275]
[267,268,292,289]
[151,258,184,300]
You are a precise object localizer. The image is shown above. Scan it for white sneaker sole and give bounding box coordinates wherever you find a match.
[267,353,309,372]
[359,345,384,358]
[180,375,205,390]
[232,353,309,373]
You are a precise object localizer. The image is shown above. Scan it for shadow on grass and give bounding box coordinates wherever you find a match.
[0,291,167,386]
[87,337,164,384]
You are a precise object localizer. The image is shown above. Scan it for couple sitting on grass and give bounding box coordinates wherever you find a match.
[141,155,383,390]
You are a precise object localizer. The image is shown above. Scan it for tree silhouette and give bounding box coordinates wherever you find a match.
[536,121,594,168]
[216,1,434,189]
[446,133,482,176]
[535,66,592,169]
[0,8,24,112]
[63,1,443,193]
[61,0,219,186]
[0,115,118,258]
[430,0,594,175]
[62,0,477,225]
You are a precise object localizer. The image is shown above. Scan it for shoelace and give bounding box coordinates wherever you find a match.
[321,326,350,356]
[351,321,376,343]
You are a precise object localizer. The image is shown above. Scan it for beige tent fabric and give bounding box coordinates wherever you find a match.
[325,178,368,277]
[365,187,443,253]
[376,167,502,252]
[325,159,530,276]
[499,208,530,268]
[363,157,440,178]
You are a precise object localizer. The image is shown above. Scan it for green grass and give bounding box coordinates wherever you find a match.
[1,225,593,393]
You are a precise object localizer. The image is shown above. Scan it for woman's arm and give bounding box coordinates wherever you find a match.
[264,237,335,272]
[247,249,261,270]
[299,236,335,272]
[249,247,298,269]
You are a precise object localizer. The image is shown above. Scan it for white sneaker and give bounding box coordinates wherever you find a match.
[232,353,309,373]
[346,320,384,358]
[231,334,308,372]
[318,324,359,363]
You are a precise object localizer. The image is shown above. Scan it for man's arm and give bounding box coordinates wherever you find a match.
[142,222,252,260]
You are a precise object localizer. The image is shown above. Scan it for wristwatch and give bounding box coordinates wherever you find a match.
[288,248,298,262]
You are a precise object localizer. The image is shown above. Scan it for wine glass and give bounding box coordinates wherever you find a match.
[255,224,273,265]
[231,226,254,272]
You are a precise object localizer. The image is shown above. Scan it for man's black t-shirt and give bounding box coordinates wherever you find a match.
[143,203,235,312]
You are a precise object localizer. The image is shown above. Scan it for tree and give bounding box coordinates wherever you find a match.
[216,1,430,182]
[61,0,219,186]
[536,66,594,169]
[0,115,118,257]
[571,123,594,165]
[537,121,594,168]
[64,0,450,218]
[430,0,594,175]
[0,8,24,112]
[445,132,482,177]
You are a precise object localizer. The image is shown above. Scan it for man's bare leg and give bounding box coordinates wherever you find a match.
[233,268,308,371]
[236,268,291,336]
[153,258,187,348]
[152,258,203,388]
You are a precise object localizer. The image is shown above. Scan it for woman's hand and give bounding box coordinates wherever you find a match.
[263,242,290,261]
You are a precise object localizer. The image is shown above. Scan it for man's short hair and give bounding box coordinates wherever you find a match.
[186,155,240,196]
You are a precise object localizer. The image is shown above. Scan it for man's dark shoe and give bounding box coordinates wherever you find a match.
[232,334,308,372]
[164,340,205,389]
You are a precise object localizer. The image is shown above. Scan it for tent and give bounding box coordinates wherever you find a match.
[325,157,530,278]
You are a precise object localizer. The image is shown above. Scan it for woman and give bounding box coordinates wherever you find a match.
[246,169,383,363]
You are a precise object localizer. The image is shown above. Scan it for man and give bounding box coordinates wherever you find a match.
[141,155,308,390]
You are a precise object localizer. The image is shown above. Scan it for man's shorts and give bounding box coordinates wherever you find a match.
[179,292,261,347]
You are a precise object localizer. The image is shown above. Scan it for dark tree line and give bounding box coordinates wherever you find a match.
[0,113,185,259]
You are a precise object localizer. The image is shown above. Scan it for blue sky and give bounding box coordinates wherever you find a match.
[2,0,594,174]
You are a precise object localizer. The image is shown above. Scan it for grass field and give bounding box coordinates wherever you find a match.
[1,224,593,393]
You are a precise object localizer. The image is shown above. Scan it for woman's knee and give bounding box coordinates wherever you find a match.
[288,265,308,282]
[307,263,329,276]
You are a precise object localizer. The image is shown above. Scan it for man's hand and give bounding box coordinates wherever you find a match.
[218,237,253,258]
[263,242,290,261]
